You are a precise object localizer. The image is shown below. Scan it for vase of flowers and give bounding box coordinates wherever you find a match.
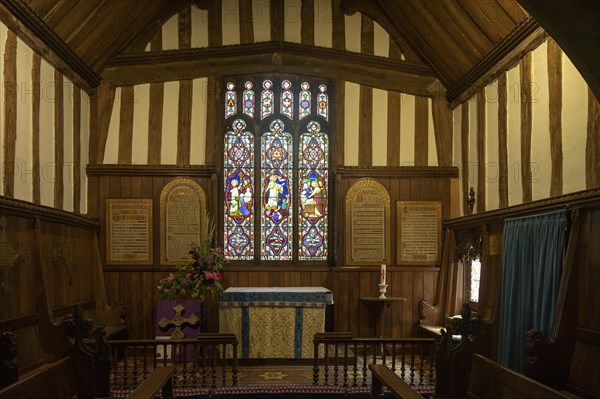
[157,213,225,301]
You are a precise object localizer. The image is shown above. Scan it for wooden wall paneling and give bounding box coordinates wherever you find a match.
[477,90,486,212]
[520,52,533,203]
[548,38,563,197]
[414,96,429,166]
[119,175,132,199]
[238,0,254,45]
[363,271,376,337]
[301,0,314,46]
[413,270,425,335]
[118,86,134,164]
[337,271,349,332]
[142,270,154,336]
[587,89,600,189]
[32,53,41,205]
[390,269,403,337]
[345,271,359,334]
[498,73,509,208]
[3,30,17,197]
[131,176,142,197]
[387,91,401,166]
[119,271,133,335]
[247,270,260,287]
[461,103,470,214]
[129,271,143,337]
[54,71,64,209]
[97,175,110,258]
[402,271,414,336]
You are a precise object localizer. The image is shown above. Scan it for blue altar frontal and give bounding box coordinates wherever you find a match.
[219,287,333,359]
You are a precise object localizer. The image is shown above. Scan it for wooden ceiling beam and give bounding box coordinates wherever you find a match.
[420,0,483,62]
[101,42,443,97]
[456,0,504,43]
[496,0,527,24]
[376,0,463,86]
[447,17,545,107]
[60,0,107,43]
[0,0,100,91]
[339,0,421,63]
[437,0,494,56]
[470,0,520,37]
[42,0,77,28]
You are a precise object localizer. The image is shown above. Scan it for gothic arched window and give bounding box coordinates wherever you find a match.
[223,76,330,263]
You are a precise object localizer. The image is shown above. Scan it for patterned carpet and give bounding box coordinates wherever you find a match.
[113,364,434,398]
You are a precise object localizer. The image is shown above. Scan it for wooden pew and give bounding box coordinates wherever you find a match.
[0,357,77,399]
[369,364,424,399]
[127,366,175,399]
[467,354,574,399]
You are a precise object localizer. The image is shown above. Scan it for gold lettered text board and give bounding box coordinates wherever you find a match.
[106,199,153,265]
[397,201,441,265]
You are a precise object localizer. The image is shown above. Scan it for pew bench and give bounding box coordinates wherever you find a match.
[467,354,575,399]
[369,364,425,399]
[369,353,577,399]
[127,366,175,399]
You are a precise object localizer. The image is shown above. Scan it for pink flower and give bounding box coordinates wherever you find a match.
[186,273,192,279]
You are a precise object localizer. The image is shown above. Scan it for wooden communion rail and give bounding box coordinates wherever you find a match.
[312,332,436,388]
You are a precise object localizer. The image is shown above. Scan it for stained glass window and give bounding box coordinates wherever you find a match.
[281,80,293,119]
[224,119,254,260]
[243,81,255,119]
[224,77,330,263]
[298,121,328,260]
[261,80,274,120]
[317,84,328,120]
[261,120,293,260]
[299,82,311,119]
[470,258,481,303]
[225,82,237,118]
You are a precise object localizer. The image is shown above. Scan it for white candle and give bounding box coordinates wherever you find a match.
[380,264,386,285]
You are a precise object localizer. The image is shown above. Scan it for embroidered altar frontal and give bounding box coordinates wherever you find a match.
[219,287,333,359]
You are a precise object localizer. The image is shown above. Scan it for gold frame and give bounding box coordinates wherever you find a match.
[344,179,391,265]
[159,178,206,265]
[105,199,153,265]
[396,200,442,265]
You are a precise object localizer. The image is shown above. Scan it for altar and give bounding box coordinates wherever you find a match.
[219,287,333,359]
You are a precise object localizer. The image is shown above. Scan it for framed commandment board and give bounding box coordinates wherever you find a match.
[397,201,442,265]
[105,198,153,265]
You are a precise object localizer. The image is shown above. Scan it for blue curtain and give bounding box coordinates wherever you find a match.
[498,210,567,372]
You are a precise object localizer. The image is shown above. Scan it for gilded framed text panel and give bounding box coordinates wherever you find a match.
[160,178,206,265]
[396,201,441,265]
[106,199,153,265]
[345,179,391,265]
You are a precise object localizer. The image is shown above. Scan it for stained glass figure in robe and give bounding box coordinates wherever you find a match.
[261,119,293,260]
[224,119,254,260]
[298,121,328,260]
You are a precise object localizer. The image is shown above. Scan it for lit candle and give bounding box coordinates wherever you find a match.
[380,264,386,285]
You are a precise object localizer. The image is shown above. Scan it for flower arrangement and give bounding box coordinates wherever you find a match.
[158,213,224,301]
